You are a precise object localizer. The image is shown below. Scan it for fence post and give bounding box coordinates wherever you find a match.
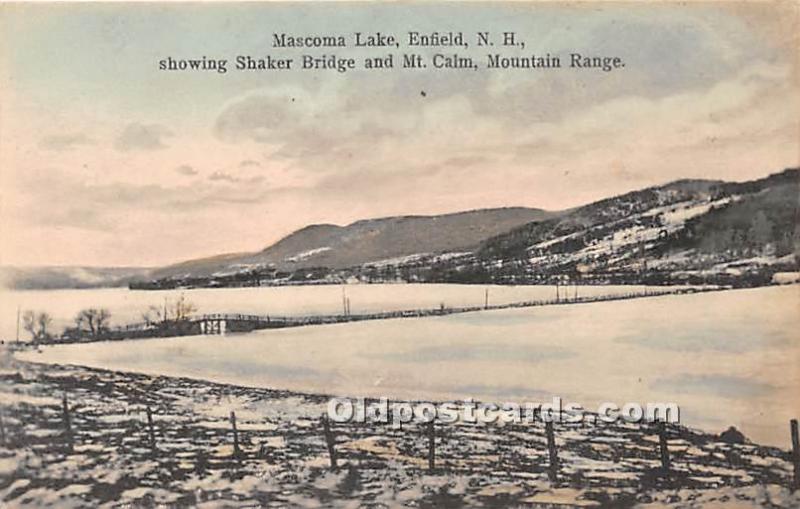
[427,420,436,471]
[545,420,558,482]
[62,393,73,453]
[0,409,6,445]
[791,419,799,491]
[146,406,156,450]
[230,411,241,460]
[658,421,671,474]
[321,414,337,470]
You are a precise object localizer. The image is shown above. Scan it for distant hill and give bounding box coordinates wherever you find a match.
[148,207,554,280]
[0,266,151,290]
[461,168,798,284]
[135,168,797,289]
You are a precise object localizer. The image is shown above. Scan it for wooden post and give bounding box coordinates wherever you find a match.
[321,415,337,469]
[658,422,671,474]
[0,409,6,445]
[545,421,558,482]
[146,406,156,450]
[230,411,241,459]
[484,288,489,309]
[791,419,799,491]
[62,393,73,453]
[427,420,436,471]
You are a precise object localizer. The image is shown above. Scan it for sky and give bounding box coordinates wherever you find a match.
[0,2,798,267]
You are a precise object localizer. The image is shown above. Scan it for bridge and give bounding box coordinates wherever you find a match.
[190,311,431,335]
[84,286,712,343]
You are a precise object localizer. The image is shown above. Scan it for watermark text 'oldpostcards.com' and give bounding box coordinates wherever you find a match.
[327,397,680,428]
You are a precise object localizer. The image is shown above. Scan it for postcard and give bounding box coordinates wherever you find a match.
[0,1,798,507]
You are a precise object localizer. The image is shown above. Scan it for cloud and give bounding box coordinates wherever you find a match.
[208,171,239,183]
[206,169,267,185]
[213,89,323,147]
[211,87,479,191]
[45,205,116,232]
[214,85,417,160]
[652,374,776,399]
[209,57,797,216]
[13,166,279,235]
[114,122,172,151]
[175,164,198,176]
[38,133,93,151]
[239,159,261,168]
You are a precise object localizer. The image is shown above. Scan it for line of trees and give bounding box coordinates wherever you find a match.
[21,308,112,343]
[20,295,199,343]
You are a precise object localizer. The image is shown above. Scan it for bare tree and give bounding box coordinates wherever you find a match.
[22,310,36,340]
[75,308,111,338]
[142,295,197,327]
[22,310,53,343]
[173,294,197,322]
[38,312,53,338]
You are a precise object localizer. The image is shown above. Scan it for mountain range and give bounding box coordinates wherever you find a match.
[3,168,797,290]
[148,207,554,280]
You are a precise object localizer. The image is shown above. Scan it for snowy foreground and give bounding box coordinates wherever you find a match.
[0,360,797,508]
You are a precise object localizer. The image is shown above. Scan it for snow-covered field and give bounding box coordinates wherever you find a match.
[0,360,797,507]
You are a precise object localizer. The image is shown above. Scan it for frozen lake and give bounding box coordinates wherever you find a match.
[16,285,799,447]
[1,283,667,341]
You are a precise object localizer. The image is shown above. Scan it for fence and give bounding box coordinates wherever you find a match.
[2,360,798,508]
[19,393,800,492]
